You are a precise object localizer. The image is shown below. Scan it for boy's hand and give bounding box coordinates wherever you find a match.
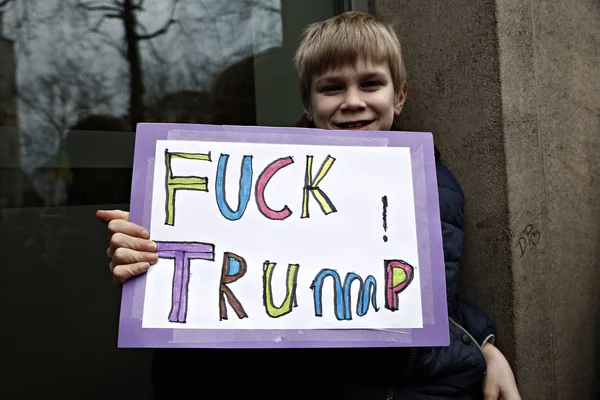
[482,342,521,400]
[96,210,158,286]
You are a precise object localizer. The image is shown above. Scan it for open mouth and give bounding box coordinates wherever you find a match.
[334,120,373,129]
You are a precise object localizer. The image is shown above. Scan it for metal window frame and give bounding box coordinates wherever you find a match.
[335,0,370,13]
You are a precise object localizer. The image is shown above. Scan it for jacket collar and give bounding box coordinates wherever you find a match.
[295,114,315,128]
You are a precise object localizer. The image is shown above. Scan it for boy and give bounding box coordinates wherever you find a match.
[97,11,520,400]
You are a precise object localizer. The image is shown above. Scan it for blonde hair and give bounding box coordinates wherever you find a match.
[294,11,407,108]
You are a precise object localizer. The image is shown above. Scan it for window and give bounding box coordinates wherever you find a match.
[0,1,357,397]
[0,0,353,208]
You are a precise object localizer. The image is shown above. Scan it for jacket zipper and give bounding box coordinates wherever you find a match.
[406,348,417,376]
[385,387,395,400]
[386,348,417,400]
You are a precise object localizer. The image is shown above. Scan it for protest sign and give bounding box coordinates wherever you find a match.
[118,123,448,348]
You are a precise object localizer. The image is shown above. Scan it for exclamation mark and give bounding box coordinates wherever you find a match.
[382,195,388,242]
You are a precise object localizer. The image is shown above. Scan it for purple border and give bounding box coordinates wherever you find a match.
[118,123,448,348]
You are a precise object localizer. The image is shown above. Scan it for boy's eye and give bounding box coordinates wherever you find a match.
[361,80,384,89]
[322,85,343,93]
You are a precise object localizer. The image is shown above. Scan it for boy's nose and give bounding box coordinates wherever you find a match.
[341,88,366,112]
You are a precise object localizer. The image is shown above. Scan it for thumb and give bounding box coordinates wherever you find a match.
[96,209,130,224]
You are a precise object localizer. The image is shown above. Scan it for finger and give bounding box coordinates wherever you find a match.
[483,381,500,400]
[107,219,149,239]
[484,387,500,400]
[113,247,159,266]
[96,209,130,224]
[112,262,150,286]
[109,232,157,258]
[500,384,521,400]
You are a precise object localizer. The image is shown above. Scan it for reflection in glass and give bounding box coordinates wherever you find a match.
[0,0,284,207]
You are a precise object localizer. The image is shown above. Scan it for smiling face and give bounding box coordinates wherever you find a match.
[305,59,407,131]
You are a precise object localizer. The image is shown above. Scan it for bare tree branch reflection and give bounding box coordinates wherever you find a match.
[1,0,282,180]
[0,0,67,57]
[76,0,182,127]
[19,56,117,143]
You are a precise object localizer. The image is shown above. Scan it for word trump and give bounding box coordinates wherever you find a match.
[164,150,337,225]
[155,241,416,324]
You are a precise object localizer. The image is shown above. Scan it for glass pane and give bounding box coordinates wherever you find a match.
[0,1,341,398]
[0,0,339,208]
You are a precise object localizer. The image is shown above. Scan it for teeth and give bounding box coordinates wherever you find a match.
[343,121,366,128]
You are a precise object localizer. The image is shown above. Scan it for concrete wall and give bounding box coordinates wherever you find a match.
[494,1,553,397]
[375,0,600,398]
[509,1,599,398]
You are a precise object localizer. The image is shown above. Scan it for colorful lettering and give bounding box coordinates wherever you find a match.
[343,272,379,320]
[310,269,345,320]
[384,260,415,311]
[301,155,337,218]
[310,269,378,320]
[262,261,299,318]
[215,154,253,221]
[155,241,215,323]
[255,157,294,220]
[164,150,211,226]
[219,252,249,320]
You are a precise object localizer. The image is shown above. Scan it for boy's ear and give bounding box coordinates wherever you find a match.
[394,81,408,115]
[303,101,313,121]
